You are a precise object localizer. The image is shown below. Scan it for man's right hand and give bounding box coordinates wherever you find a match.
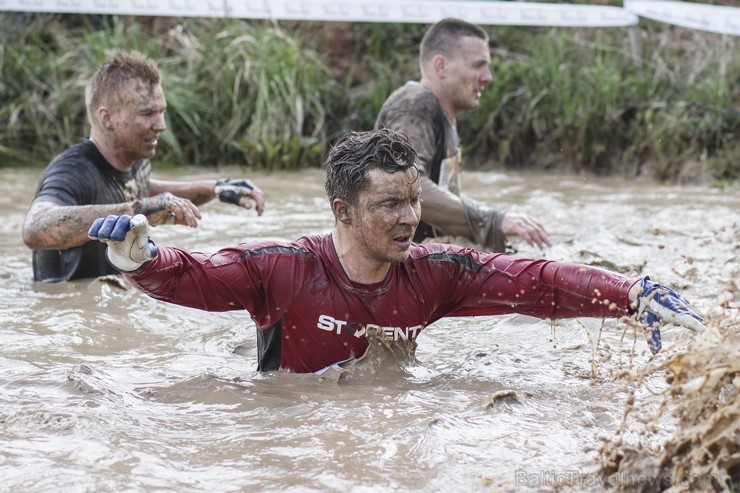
[88,214,157,272]
[501,212,552,250]
[132,192,201,227]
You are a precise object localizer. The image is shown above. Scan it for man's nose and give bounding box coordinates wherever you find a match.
[481,66,493,84]
[400,203,420,226]
[153,112,166,132]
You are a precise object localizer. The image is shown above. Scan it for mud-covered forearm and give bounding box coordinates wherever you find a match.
[419,176,507,251]
[22,201,134,250]
[460,196,507,253]
[419,175,470,237]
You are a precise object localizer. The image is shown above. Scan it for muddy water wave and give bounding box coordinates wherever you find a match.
[0,167,737,492]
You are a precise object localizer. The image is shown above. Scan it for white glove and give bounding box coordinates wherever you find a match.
[88,214,157,272]
[636,277,706,354]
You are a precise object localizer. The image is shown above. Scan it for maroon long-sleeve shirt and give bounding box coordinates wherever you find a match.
[126,233,638,373]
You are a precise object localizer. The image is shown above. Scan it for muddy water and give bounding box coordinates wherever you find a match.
[0,167,737,492]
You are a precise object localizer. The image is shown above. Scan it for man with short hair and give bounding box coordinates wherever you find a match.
[22,50,266,282]
[376,18,550,253]
[88,128,704,374]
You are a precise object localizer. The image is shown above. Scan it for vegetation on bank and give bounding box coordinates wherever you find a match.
[0,12,737,182]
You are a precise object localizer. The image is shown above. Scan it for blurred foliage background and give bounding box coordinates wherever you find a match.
[0,11,737,183]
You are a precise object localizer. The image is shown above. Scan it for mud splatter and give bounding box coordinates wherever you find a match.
[599,279,739,492]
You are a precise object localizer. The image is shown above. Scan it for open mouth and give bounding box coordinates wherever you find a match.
[392,233,413,247]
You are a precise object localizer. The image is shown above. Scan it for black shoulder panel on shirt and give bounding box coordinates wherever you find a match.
[240,245,313,258]
[423,251,484,272]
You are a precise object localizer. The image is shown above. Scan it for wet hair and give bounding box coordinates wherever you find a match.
[85,50,161,126]
[419,18,489,64]
[324,128,419,207]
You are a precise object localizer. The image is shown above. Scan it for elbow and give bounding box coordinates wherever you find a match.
[22,202,69,250]
[22,225,40,249]
[22,205,46,249]
[22,216,49,249]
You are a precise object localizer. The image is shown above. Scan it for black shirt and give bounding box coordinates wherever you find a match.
[30,138,151,282]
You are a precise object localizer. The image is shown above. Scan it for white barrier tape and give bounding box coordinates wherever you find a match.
[0,0,738,35]
[223,1,640,27]
[625,0,740,37]
[0,0,639,27]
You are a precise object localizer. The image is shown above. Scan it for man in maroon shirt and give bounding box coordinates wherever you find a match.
[88,129,705,373]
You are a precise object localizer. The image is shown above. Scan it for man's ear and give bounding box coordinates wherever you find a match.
[432,54,446,78]
[98,106,114,131]
[332,198,353,224]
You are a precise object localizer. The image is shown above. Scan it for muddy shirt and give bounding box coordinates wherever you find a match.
[375,82,507,251]
[375,81,461,193]
[125,233,637,373]
[30,138,151,282]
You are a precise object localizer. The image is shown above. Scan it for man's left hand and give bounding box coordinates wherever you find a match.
[501,212,552,250]
[214,178,266,216]
[636,277,706,354]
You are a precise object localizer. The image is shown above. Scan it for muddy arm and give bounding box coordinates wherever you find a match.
[22,200,135,250]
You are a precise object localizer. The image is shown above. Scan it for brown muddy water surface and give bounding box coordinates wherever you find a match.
[1,167,737,492]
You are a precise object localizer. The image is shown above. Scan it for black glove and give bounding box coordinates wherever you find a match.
[214,178,257,205]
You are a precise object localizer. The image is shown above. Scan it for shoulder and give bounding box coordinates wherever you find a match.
[40,139,113,189]
[33,141,101,203]
[376,83,444,158]
[387,81,435,102]
[379,82,441,115]
[44,140,98,173]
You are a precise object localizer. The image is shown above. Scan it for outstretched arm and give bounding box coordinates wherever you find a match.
[88,214,257,312]
[150,177,266,216]
[449,252,704,354]
[417,175,472,237]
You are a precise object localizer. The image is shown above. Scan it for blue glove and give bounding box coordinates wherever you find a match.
[214,178,257,205]
[636,277,705,354]
[88,214,158,272]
